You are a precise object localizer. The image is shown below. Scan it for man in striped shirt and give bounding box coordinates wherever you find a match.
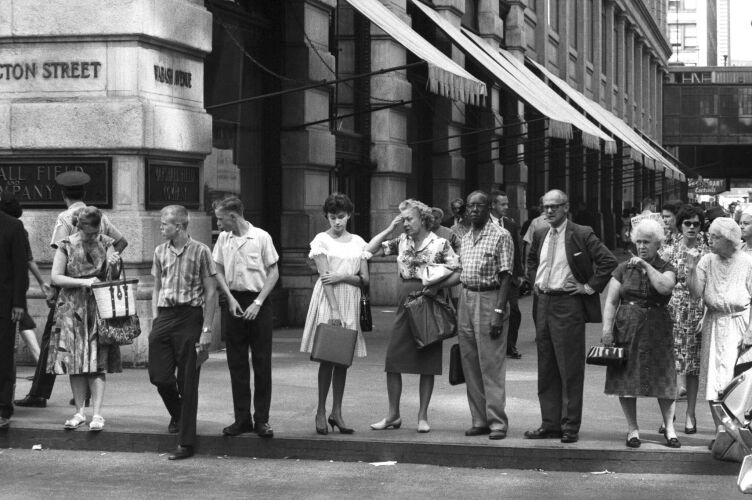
[149,205,217,460]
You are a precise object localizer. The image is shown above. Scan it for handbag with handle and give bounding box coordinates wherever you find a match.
[91,259,139,319]
[97,313,142,346]
[419,263,454,286]
[310,322,358,367]
[404,291,457,349]
[585,345,627,366]
[359,276,373,332]
[448,342,465,385]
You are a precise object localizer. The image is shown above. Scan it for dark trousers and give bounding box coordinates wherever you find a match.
[0,318,15,418]
[534,294,586,433]
[507,283,521,351]
[226,291,273,426]
[148,306,203,447]
[27,306,57,399]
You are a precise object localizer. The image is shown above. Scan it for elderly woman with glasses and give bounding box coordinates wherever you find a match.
[687,218,752,420]
[659,205,708,434]
[601,218,678,448]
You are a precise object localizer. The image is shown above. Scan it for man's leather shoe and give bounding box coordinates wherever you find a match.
[167,445,194,460]
[168,418,179,434]
[489,429,507,440]
[507,348,522,359]
[561,431,579,443]
[0,417,9,429]
[465,426,491,436]
[14,395,46,408]
[222,421,253,436]
[524,427,562,439]
[255,422,274,438]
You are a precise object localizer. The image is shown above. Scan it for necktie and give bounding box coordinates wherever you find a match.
[541,228,558,290]
[498,217,505,229]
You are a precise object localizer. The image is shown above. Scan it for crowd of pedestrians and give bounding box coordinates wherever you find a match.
[2,172,752,460]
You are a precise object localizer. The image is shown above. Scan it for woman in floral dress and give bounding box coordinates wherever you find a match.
[365,199,459,433]
[660,205,708,434]
[48,207,122,432]
[301,193,369,435]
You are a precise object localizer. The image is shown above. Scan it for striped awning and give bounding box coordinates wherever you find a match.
[344,0,486,105]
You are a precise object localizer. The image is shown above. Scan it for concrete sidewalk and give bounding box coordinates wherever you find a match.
[1,279,738,475]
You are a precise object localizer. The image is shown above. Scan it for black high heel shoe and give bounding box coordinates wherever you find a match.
[316,413,328,435]
[328,416,354,434]
[663,430,681,448]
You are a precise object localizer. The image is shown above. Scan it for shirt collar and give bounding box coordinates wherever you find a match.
[550,219,568,236]
[229,222,255,240]
[68,201,86,211]
[168,236,193,255]
[407,231,437,252]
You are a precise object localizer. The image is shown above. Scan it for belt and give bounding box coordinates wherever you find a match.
[536,287,568,296]
[462,284,500,292]
[625,300,663,309]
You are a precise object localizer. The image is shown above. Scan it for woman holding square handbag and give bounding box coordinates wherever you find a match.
[47,206,122,432]
[300,193,370,435]
[365,199,460,433]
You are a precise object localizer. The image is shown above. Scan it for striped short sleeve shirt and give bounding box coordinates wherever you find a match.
[459,220,514,288]
[152,237,217,308]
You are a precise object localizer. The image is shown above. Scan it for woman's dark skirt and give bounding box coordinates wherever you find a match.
[384,279,442,375]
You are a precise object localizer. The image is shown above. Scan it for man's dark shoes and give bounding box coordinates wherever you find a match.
[561,431,579,443]
[167,445,194,460]
[465,426,491,436]
[0,417,10,429]
[489,429,507,440]
[507,348,522,359]
[255,422,274,438]
[14,395,46,408]
[524,427,562,439]
[168,418,180,434]
[222,421,253,436]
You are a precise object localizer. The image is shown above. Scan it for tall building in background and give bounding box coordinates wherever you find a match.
[667,0,717,66]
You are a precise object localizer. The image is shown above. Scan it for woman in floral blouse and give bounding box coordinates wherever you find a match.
[365,199,459,433]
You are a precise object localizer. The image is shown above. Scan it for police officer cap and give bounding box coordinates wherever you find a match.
[55,171,91,187]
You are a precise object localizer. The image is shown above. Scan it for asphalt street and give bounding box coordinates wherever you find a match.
[0,449,745,500]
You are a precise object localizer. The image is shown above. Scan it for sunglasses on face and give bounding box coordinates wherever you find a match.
[682,221,701,228]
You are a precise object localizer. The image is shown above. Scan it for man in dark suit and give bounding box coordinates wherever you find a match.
[0,207,30,429]
[490,190,523,359]
[524,189,616,444]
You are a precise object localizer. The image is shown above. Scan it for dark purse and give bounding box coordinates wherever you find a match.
[404,291,457,349]
[448,343,465,385]
[310,322,358,367]
[97,313,142,346]
[586,345,627,366]
[359,276,373,332]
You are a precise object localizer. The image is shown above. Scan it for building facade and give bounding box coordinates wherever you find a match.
[2,1,683,363]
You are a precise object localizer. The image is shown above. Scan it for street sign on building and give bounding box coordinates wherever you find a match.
[688,177,727,195]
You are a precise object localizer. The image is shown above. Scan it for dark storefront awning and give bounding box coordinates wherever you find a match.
[345,0,486,104]
[529,60,686,182]
[410,0,615,152]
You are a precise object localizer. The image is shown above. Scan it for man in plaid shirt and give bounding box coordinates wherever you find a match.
[457,190,514,440]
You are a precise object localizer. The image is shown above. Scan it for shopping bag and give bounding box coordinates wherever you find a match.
[91,259,138,319]
[404,292,457,349]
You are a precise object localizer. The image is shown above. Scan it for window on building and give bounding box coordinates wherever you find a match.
[587,0,595,64]
[601,9,607,72]
[570,0,578,48]
[669,0,697,12]
[462,0,479,31]
[529,0,537,12]
[614,24,620,83]
[669,23,698,51]
[548,0,559,32]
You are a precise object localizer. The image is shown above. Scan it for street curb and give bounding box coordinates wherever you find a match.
[0,427,739,475]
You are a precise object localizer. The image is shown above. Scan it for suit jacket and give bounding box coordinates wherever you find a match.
[502,216,523,279]
[526,220,617,323]
[0,211,29,318]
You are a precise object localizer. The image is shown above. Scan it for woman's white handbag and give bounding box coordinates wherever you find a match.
[420,264,454,286]
[91,261,138,319]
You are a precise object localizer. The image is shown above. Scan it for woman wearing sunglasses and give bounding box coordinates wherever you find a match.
[660,205,708,435]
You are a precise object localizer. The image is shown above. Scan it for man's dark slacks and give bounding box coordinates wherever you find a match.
[226,291,273,426]
[27,306,57,399]
[0,317,16,418]
[148,306,203,447]
[534,293,586,434]
[507,283,521,351]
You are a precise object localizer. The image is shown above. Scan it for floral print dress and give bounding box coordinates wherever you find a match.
[47,233,122,375]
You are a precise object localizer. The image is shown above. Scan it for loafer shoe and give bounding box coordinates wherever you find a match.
[465,426,491,436]
[0,417,10,429]
[489,429,507,440]
[561,431,579,443]
[168,418,180,434]
[168,445,194,461]
[14,396,46,408]
[254,422,274,438]
[524,427,562,439]
[222,421,253,436]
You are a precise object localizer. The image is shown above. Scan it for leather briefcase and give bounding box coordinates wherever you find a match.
[310,323,357,368]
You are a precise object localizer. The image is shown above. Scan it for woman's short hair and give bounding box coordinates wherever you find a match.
[72,206,102,229]
[661,199,683,216]
[709,217,741,244]
[215,196,244,216]
[322,192,354,215]
[398,199,433,230]
[161,205,190,229]
[675,204,705,231]
[630,218,664,244]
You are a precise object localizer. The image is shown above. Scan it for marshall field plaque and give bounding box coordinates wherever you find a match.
[146,159,201,210]
[0,158,111,208]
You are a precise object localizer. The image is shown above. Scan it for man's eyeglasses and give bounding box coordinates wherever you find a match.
[466,203,488,209]
[542,203,565,211]
[682,220,701,228]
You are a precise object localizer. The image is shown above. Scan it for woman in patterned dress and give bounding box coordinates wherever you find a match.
[300,193,369,435]
[47,207,122,432]
[365,199,460,433]
[660,205,708,434]
[660,200,683,247]
[601,219,678,448]
[687,218,752,428]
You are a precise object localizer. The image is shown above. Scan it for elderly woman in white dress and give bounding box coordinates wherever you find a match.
[687,217,752,423]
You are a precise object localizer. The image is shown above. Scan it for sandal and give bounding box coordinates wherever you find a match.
[64,413,86,430]
[89,415,105,432]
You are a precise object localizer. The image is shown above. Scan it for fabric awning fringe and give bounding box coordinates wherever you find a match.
[581,131,603,152]
[545,119,573,141]
[427,66,486,106]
